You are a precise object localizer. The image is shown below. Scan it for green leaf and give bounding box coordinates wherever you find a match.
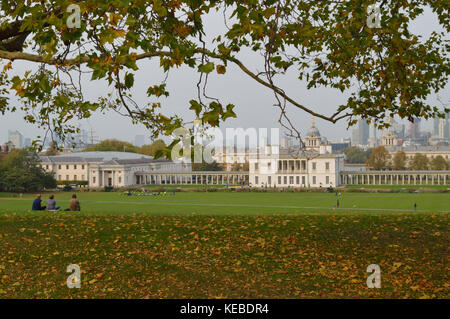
[189,100,202,116]
[124,73,134,89]
[198,62,215,74]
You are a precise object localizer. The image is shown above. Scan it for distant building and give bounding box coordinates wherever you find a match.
[40,151,191,188]
[368,123,377,147]
[407,118,420,138]
[433,116,440,137]
[438,117,449,139]
[8,130,23,149]
[249,145,346,188]
[351,119,369,146]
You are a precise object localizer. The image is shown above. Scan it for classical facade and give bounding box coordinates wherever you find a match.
[248,145,345,188]
[40,152,191,187]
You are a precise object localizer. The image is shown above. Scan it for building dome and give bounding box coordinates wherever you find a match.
[307,119,321,137]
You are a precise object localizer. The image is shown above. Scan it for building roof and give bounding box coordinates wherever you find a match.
[40,151,174,166]
[306,119,321,137]
[54,151,154,161]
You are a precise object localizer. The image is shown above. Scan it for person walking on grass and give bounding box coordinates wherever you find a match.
[414,203,417,211]
[64,194,81,211]
[46,195,61,211]
[31,194,46,211]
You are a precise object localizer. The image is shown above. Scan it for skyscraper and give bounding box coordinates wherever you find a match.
[433,117,440,137]
[438,118,449,139]
[368,123,377,147]
[406,118,421,140]
[351,119,369,146]
[8,130,23,149]
[391,119,405,139]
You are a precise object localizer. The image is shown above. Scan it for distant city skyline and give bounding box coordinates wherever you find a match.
[1,115,444,150]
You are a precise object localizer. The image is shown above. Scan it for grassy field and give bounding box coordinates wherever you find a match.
[0,191,448,298]
[0,191,449,214]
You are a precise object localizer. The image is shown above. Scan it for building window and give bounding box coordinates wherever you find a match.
[302,176,306,185]
[118,177,122,183]
[268,176,272,185]
[82,165,85,169]
[312,176,316,184]
[255,176,259,185]
[326,176,330,184]
[58,175,61,180]
[58,165,61,169]
[66,175,69,181]
[325,162,330,170]
[74,175,77,181]
[296,176,300,184]
[46,165,49,169]
[283,176,287,184]
[82,175,85,180]
[278,161,282,170]
[255,163,259,170]
[74,165,77,169]
[312,162,316,170]
[93,177,96,184]
[66,165,69,170]
[278,176,282,184]
[289,176,294,184]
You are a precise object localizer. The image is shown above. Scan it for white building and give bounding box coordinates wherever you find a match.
[40,151,191,188]
[248,121,347,188]
[249,146,345,188]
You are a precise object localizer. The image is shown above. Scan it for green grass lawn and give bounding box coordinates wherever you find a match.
[0,191,449,214]
[0,191,448,298]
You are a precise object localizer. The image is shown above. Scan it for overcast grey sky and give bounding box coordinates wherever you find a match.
[0,6,448,145]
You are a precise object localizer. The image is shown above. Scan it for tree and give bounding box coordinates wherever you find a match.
[430,155,449,170]
[0,1,448,150]
[342,146,372,164]
[408,153,429,170]
[140,140,167,157]
[84,139,140,153]
[392,151,407,170]
[231,162,249,172]
[192,160,223,171]
[0,149,57,192]
[44,141,60,156]
[366,146,391,170]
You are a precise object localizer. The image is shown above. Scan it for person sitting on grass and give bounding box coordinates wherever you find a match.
[46,195,61,211]
[64,194,81,212]
[31,194,46,211]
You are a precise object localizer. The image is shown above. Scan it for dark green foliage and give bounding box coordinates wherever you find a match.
[0,149,57,192]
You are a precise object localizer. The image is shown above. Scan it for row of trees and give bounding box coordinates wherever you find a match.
[366,146,450,171]
[342,147,373,164]
[83,139,166,157]
[0,149,57,192]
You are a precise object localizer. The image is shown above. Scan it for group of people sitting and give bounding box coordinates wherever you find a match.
[32,194,81,211]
